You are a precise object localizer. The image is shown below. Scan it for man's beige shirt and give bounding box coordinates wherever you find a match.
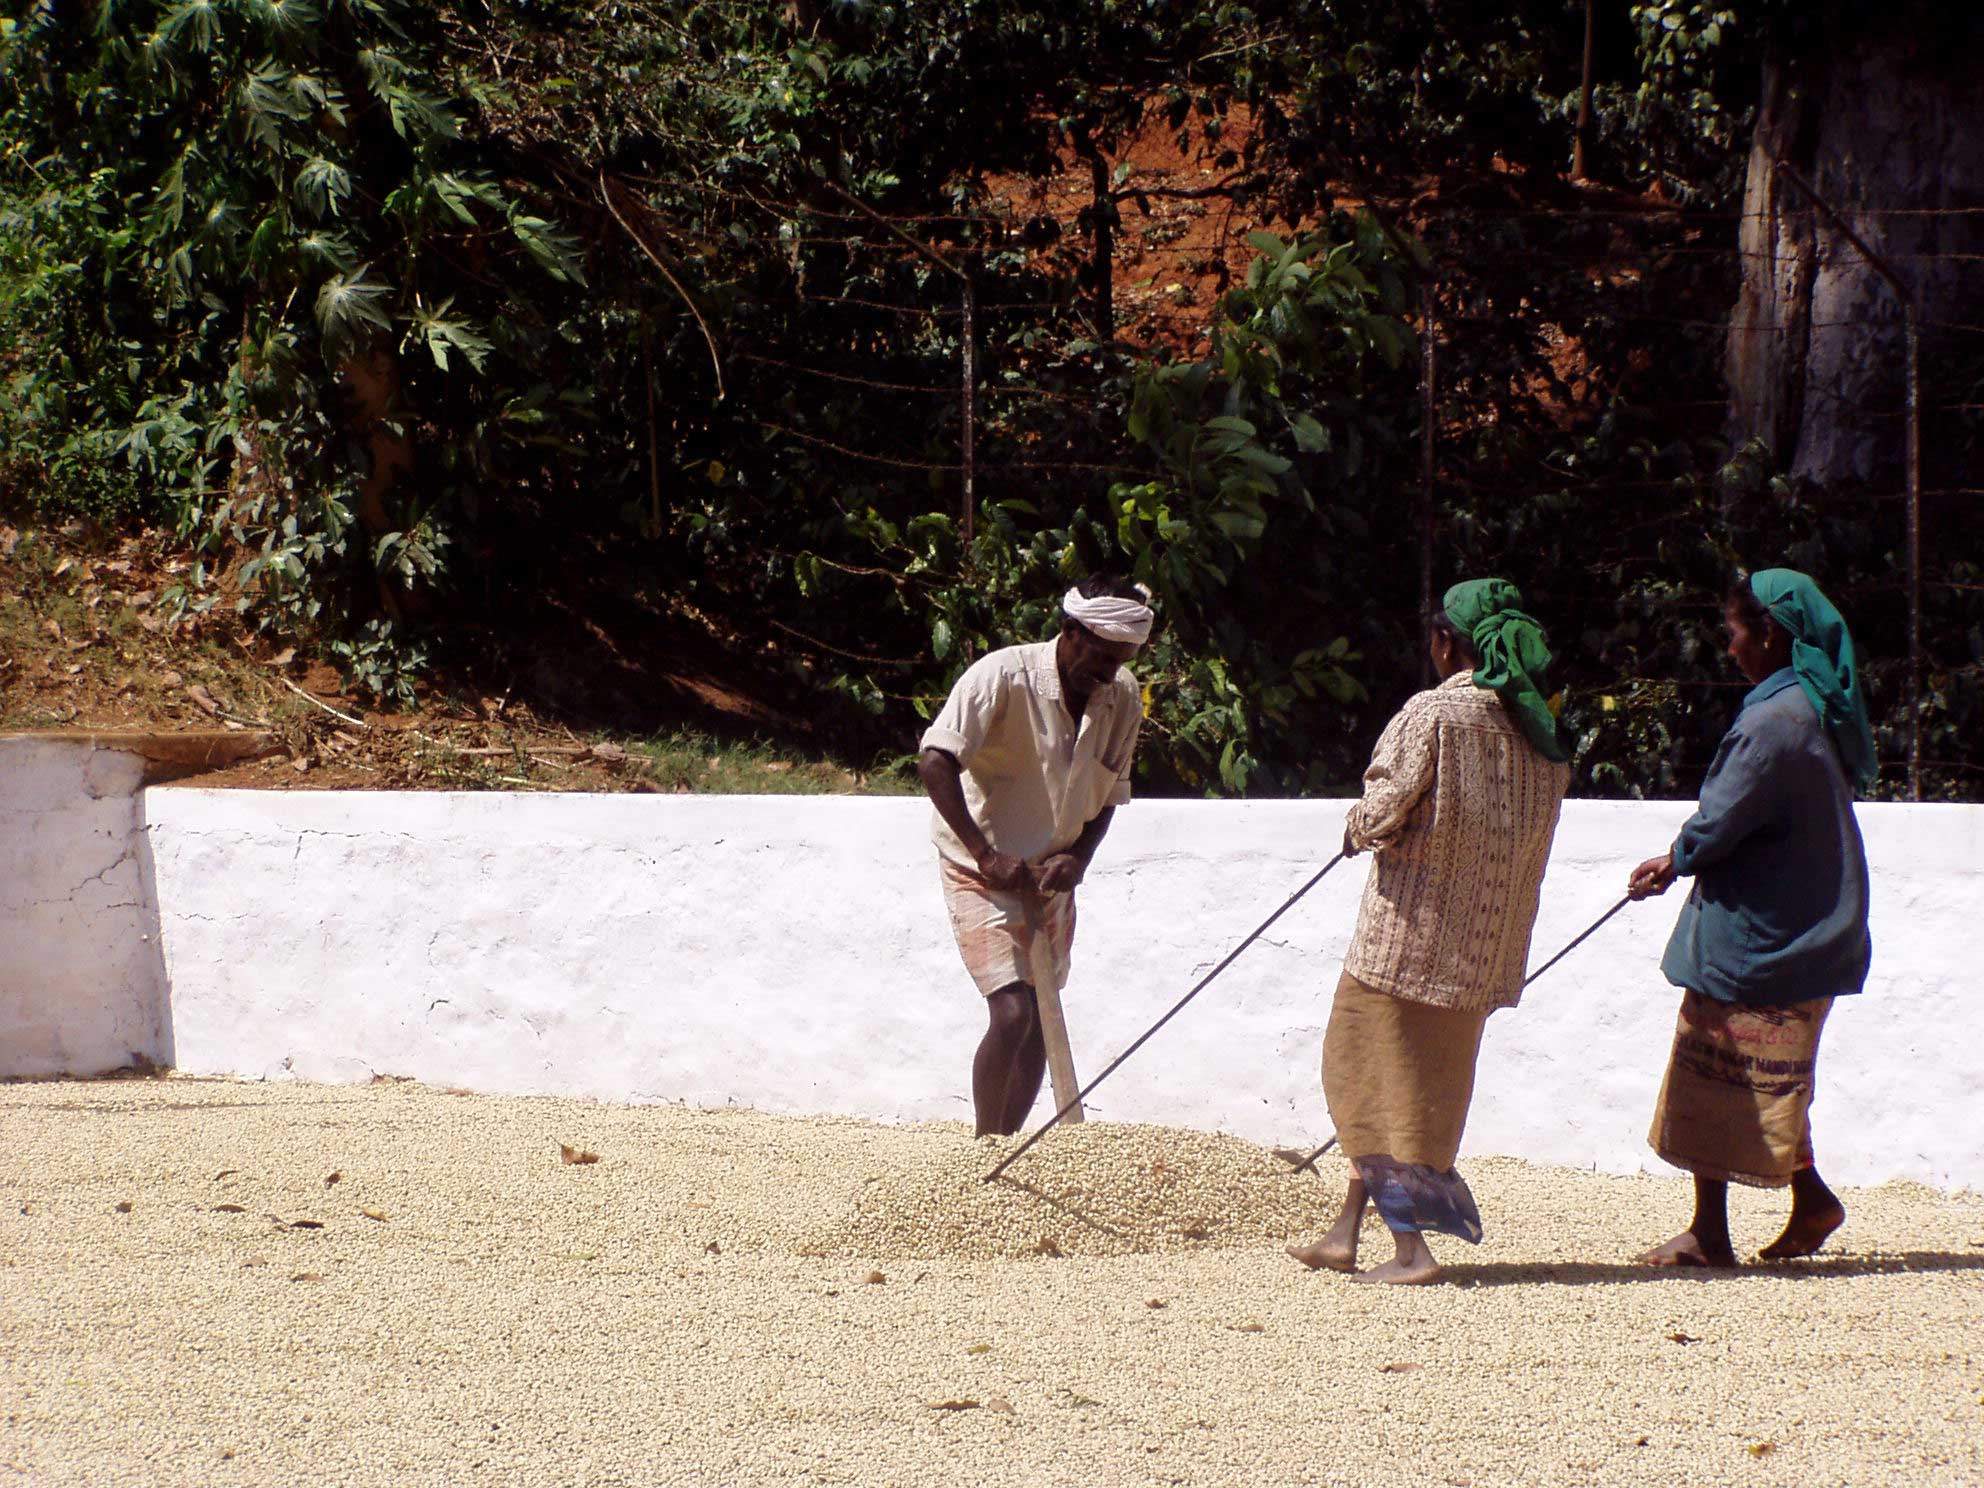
[1344,670,1571,1012]
[921,641,1141,868]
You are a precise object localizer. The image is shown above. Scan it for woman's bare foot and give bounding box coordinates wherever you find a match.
[1346,1229,1441,1284]
[1289,1180,1369,1273]
[1633,1230,1737,1268]
[1286,1238,1358,1273]
[1760,1168,1845,1260]
[1759,1201,1844,1260]
[1349,1253,1444,1285]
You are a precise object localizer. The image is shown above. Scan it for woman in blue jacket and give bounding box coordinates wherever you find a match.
[1626,569,1875,1267]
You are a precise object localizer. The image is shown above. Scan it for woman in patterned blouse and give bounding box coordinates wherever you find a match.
[1288,580,1571,1285]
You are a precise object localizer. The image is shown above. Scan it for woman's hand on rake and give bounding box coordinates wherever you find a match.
[1628,852,1677,900]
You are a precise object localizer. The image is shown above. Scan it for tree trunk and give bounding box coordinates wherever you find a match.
[340,347,417,621]
[1572,0,1595,181]
[1070,125,1115,343]
[1090,149,1114,341]
[1725,11,1984,489]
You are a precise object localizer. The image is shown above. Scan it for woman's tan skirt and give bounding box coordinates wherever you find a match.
[1322,970,1492,1242]
[938,858,1076,996]
[1648,989,1833,1188]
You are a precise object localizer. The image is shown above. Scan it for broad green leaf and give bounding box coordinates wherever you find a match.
[296,229,358,271]
[409,297,492,374]
[158,0,222,51]
[245,212,287,269]
[246,0,320,34]
[1210,510,1265,541]
[153,156,189,231]
[1203,415,1257,438]
[431,172,506,225]
[1364,315,1406,370]
[384,82,458,141]
[294,157,351,218]
[314,264,394,356]
[510,214,587,285]
[238,63,310,152]
[1289,412,1330,453]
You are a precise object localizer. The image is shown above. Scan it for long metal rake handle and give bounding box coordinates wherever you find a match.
[1518,893,1632,989]
[982,851,1348,1183]
[1286,892,1637,1177]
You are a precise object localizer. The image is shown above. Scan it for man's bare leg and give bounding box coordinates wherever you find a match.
[1000,1007,1047,1134]
[1287,1178,1368,1273]
[973,985,1037,1137]
[1351,1226,1443,1285]
[1635,1175,1737,1267]
[1760,1166,1845,1259]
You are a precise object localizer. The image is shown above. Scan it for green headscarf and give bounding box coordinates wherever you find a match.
[1749,568,1878,791]
[1443,578,1569,763]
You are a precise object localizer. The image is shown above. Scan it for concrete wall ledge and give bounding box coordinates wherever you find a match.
[6,728,274,783]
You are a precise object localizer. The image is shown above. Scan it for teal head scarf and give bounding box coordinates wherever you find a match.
[1748,568,1878,791]
[1443,578,1569,763]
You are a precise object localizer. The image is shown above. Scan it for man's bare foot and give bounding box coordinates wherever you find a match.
[1349,1254,1444,1286]
[1759,1201,1844,1260]
[1633,1230,1736,1268]
[1286,1238,1357,1273]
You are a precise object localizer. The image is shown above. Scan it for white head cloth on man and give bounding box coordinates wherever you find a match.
[1062,586,1155,646]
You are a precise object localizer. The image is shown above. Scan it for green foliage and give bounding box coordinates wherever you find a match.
[0,0,1975,799]
[0,165,156,522]
[0,0,595,675]
[330,617,427,707]
[1622,1,1752,202]
[1107,218,1420,793]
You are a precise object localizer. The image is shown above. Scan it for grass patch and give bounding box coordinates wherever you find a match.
[632,731,920,796]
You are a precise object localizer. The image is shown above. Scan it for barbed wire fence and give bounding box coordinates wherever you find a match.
[641,172,1982,797]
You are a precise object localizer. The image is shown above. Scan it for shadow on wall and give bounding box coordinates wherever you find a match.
[0,733,261,1077]
[135,787,175,1072]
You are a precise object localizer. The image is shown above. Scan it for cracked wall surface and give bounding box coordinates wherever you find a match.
[0,738,171,1076]
[137,790,1984,1191]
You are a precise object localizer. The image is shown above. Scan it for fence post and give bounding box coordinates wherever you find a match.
[961,268,977,550]
[642,328,662,540]
[1902,313,1921,799]
[1419,282,1438,685]
[1573,0,1596,180]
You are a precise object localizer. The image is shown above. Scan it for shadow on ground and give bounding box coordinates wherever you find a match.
[1443,1250,1984,1287]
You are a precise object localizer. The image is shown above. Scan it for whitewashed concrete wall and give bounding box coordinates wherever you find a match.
[140,790,1984,1192]
[0,737,171,1076]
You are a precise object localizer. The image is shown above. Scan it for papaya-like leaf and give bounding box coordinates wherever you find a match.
[158,0,223,52]
[245,0,320,36]
[314,264,393,356]
[407,295,492,374]
[294,156,350,218]
[510,213,587,286]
